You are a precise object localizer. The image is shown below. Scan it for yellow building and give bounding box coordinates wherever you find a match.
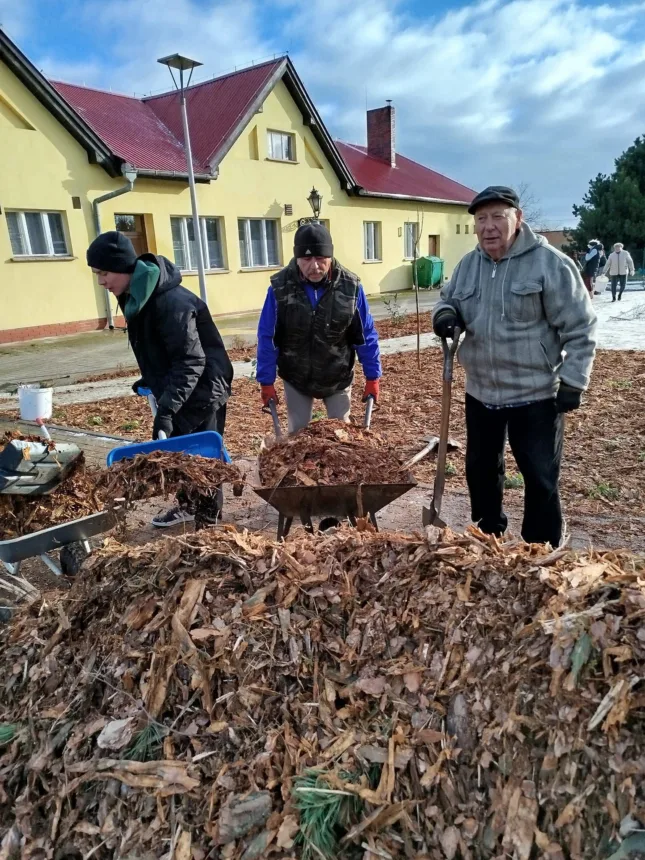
[0,28,476,343]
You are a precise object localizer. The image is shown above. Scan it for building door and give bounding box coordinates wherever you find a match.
[115,214,148,256]
[428,234,440,256]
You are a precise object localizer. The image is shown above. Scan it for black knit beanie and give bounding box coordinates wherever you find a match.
[294,222,333,258]
[87,231,138,273]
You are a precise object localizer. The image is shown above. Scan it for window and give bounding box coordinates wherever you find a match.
[456,224,461,235]
[403,222,419,260]
[363,221,381,261]
[465,224,469,234]
[170,216,224,271]
[238,218,280,268]
[6,210,69,257]
[267,130,295,162]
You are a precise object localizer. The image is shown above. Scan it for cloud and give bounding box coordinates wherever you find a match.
[9,0,645,225]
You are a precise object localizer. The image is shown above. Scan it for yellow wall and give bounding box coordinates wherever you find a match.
[0,66,476,336]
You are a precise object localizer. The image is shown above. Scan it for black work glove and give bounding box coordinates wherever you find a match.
[556,383,582,413]
[152,412,174,440]
[433,306,463,339]
[132,378,147,395]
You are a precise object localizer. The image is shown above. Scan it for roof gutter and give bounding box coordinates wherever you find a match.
[135,168,212,183]
[356,189,472,207]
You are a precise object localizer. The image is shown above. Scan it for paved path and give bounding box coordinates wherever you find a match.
[0,290,438,389]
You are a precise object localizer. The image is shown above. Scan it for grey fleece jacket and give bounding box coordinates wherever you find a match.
[433,223,597,406]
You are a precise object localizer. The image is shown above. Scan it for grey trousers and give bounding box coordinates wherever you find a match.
[283,380,352,433]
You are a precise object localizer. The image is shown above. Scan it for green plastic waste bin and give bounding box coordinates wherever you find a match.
[413,256,444,289]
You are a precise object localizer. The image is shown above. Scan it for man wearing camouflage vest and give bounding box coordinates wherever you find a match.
[256,222,382,432]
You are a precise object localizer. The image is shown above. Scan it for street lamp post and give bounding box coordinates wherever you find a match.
[307,187,322,221]
[157,53,208,305]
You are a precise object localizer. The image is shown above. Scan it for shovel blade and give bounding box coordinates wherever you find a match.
[422,503,446,528]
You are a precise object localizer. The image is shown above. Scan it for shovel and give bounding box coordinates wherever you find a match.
[422,328,462,528]
[363,394,375,430]
[262,399,283,439]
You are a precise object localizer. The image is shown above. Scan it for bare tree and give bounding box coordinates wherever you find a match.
[516,181,546,229]
[412,206,426,369]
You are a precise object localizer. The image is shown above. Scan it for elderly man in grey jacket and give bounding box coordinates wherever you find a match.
[432,186,597,547]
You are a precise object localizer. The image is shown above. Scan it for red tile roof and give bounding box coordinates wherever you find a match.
[51,62,473,205]
[52,81,204,174]
[336,142,475,204]
[144,59,283,168]
[52,59,284,176]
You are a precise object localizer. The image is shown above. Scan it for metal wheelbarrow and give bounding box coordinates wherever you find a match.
[254,480,417,540]
[255,395,416,539]
[0,508,123,579]
[0,424,123,583]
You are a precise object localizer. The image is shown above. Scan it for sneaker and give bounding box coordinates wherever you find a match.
[151,506,195,528]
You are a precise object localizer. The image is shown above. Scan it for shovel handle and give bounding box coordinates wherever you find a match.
[262,399,283,438]
[363,395,375,429]
[441,327,462,382]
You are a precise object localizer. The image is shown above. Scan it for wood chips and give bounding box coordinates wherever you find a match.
[1,525,643,858]
[258,419,408,487]
[0,449,243,540]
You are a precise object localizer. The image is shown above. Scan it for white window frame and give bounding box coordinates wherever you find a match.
[363,221,381,262]
[170,216,225,271]
[267,130,296,162]
[403,222,419,260]
[7,210,69,257]
[238,218,281,269]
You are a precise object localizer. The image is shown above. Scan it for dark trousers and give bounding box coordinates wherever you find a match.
[175,404,227,515]
[171,403,227,438]
[610,275,627,300]
[465,394,564,546]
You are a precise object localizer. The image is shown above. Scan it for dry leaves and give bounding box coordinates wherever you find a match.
[0,525,643,857]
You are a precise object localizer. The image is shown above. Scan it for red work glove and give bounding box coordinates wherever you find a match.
[363,379,380,403]
[260,384,278,407]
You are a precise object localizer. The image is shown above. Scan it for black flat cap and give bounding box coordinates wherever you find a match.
[468,185,520,215]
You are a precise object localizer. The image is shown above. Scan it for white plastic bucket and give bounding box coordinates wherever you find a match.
[595,275,608,295]
[18,384,53,421]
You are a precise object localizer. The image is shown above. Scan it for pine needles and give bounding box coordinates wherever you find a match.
[293,769,363,860]
[0,723,16,745]
[122,723,164,762]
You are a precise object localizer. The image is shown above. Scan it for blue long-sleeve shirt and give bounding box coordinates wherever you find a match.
[256,281,382,386]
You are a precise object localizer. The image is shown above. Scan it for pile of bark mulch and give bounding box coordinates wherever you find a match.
[0,447,244,540]
[95,451,243,504]
[0,457,103,541]
[1,525,644,858]
[258,419,409,487]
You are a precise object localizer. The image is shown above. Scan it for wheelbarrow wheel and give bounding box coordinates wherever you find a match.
[60,541,90,576]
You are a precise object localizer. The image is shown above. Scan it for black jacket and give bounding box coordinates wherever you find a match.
[270,259,364,399]
[120,255,233,435]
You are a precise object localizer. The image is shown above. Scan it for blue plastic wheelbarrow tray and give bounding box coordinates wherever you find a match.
[107,431,231,466]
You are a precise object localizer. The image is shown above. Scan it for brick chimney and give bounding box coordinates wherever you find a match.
[367,101,396,167]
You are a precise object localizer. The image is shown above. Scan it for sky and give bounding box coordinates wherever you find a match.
[2,0,645,227]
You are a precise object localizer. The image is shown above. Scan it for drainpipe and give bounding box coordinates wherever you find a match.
[91,163,138,329]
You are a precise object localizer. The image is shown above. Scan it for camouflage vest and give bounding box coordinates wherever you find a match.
[271,258,364,398]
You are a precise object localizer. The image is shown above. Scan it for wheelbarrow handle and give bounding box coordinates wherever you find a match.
[363,394,375,429]
[262,398,283,438]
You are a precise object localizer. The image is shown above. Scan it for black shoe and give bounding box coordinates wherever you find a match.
[612,297,616,302]
[151,506,195,528]
[618,296,622,301]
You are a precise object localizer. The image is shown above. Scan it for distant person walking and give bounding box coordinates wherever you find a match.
[604,243,635,301]
[581,240,603,297]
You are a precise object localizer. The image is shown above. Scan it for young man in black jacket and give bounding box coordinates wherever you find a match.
[87,231,233,527]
